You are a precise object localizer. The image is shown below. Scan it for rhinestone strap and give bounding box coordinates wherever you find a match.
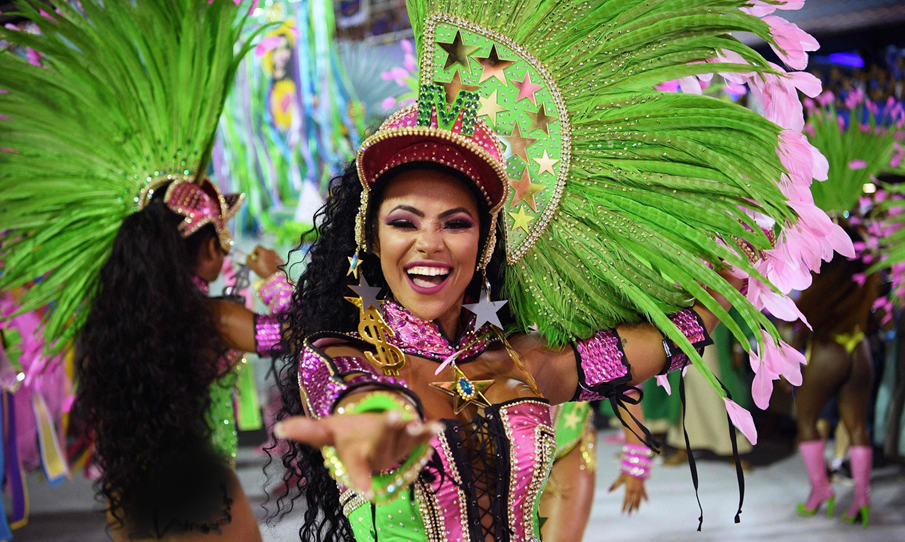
[254,313,282,358]
[298,339,419,419]
[659,309,713,375]
[572,329,632,402]
[257,272,293,313]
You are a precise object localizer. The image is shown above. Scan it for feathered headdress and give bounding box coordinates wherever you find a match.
[0,0,258,354]
[356,0,854,430]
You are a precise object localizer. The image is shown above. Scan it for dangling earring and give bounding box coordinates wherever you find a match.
[463,269,508,330]
[344,251,405,376]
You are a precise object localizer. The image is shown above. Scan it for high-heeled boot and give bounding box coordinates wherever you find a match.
[797,440,836,516]
[843,445,871,526]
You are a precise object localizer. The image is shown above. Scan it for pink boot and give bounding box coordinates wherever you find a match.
[797,440,836,516]
[843,445,871,526]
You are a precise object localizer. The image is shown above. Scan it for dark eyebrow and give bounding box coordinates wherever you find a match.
[389,205,424,217]
[439,207,474,219]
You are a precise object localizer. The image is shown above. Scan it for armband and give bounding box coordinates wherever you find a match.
[658,309,712,376]
[571,329,631,402]
[254,313,282,358]
[621,443,653,480]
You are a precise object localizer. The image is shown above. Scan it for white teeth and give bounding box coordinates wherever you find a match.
[406,266,450,277]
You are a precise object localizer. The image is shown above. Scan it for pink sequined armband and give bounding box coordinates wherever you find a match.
[254,313,282,358]
[258,273,293,313]
[659,308,712,375]
[298,334,421,419]
[572,329,632,402]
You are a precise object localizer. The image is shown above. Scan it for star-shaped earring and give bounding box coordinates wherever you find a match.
[346,253,362,279]
[430,365,494,414]
[348,274,384,316]
[463,287,508,330]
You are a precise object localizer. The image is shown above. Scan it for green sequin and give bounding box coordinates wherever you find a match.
[348,490,428,542]
[207,367,240,461]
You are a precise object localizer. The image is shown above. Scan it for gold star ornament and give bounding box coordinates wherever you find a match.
[438,30,479,72]
[534,150,559,177]
[509,168,545,212]
[526,103,558,135]
[475,44,515,85]
[509,206,535,232]
[500,123,538,162]
[430,365,494,414]
[440,71,479,108]
[478,89,507,122]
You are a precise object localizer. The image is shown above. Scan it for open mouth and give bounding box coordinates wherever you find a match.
[405,263,452,294]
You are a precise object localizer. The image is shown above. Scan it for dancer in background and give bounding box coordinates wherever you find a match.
[539,401,651,542]
[788,91,902,526]
[0,1,293,539]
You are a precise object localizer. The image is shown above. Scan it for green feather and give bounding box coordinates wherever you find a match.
[0,0,252,354]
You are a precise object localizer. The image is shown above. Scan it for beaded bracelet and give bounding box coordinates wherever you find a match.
[621,443,653,480]
[322,391,435,504]
[257,272,293,313]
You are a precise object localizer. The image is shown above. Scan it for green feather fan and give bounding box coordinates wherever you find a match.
[807,103,899,215]
[404,0,815,392]
[0,0,257,354]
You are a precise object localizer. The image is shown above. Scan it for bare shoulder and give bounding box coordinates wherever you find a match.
[505,331,571,358]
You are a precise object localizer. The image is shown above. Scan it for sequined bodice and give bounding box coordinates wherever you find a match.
[344,398,555,542]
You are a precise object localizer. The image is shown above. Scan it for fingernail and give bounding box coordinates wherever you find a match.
[406,422,423,436]
[386,410,402,426]
[274,422,286,439]
[429,422,445,434]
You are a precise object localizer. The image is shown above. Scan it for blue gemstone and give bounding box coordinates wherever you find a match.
[458,378,474,396]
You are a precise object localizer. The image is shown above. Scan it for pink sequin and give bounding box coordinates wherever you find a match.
[298,348,407,419]
[575,330,629,401]
[258,273,293,312]
[662,309,710,374]
[382,300,495,362]
[254,313,281,357]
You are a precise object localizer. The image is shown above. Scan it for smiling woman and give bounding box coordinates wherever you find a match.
[266,1,847,541]
[376,169,482,336]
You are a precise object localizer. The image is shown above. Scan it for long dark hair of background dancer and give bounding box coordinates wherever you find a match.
[72,200,230,533]
[266,162,510,541]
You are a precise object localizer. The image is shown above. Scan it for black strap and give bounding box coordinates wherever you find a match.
[608,387,662,454]
[679,373,703,531]
[371,502,379,541]
[716,378,746,524]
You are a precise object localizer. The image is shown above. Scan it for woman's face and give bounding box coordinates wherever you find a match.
[375,168,481,326]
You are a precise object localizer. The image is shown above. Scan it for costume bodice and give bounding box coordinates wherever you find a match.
[342,398,555,542]
[299,301,559,542]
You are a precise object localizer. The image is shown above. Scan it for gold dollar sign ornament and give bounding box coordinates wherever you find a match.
[357,305,406,376]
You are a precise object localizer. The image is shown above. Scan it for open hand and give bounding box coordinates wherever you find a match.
[609,473,648,515]
[275,412,443,498]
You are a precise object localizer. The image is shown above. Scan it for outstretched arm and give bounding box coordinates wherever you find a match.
[520,269,741,405]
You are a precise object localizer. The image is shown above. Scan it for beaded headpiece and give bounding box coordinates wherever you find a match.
[138,176,245,254]
[355,102,508,269]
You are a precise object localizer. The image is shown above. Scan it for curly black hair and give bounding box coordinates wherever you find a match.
[267,161,509,541]
[73,200,234,537]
